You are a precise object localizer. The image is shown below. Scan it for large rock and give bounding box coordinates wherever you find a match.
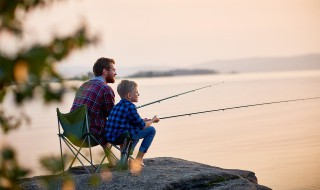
[19,157,271,190]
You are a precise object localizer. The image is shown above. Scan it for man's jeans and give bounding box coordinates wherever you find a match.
[131,126,156,153]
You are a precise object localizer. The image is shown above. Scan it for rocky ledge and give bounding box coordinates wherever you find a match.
[19,157,271,190]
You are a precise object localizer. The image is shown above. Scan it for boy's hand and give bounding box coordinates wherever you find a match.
[152,115,160,123]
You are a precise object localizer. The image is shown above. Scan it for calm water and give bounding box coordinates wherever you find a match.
[1,70,320,190]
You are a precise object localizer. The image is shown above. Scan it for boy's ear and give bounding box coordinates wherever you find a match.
[127,92,131,99]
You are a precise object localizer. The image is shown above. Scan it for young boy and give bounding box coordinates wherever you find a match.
[105,80,159,168]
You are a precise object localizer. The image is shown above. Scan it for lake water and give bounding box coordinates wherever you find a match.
[1,70,320,190]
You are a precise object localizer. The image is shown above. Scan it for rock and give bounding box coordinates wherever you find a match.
[19,157,271,190]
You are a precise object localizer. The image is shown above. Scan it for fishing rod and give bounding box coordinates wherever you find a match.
[136,82,224,109]
[159,96,320,120]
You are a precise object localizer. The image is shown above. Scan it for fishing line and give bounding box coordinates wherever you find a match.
[159,96,320,120]
[136,82,224,109]
[27,82,224,129]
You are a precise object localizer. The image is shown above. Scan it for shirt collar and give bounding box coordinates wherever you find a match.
[93,76,105,82]
[121,98,130,102]
[120,98,134,104]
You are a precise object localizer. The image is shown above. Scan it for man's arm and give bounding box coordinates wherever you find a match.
[103,86,115,116]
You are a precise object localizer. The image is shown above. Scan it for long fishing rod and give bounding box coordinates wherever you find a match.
[159,96,320,120]
[136,82,224,109]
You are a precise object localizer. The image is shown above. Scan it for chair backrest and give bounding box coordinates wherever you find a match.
[57,105,99,147]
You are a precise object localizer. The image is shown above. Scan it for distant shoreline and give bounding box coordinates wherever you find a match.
[58,54,320,79]
[126,69,218,78]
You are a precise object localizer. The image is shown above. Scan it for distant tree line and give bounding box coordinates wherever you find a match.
[127,69,218,78]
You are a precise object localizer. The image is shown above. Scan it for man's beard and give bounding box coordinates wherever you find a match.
[106,75,115,83]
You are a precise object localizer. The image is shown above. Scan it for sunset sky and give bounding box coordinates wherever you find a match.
[6,0,320,76]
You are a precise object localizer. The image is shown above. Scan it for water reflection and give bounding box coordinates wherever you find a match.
[1,70,320,190]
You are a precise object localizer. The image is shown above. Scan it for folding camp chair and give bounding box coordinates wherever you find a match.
[56,105,133,174]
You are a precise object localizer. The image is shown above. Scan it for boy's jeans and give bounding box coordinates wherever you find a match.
[131,126,156,153]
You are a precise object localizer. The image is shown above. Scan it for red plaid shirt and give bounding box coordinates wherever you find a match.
[71,76,115,146]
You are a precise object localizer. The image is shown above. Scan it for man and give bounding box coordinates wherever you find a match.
[71,57,117,165]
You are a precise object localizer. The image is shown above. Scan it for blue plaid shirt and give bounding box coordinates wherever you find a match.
[105,99,145,142]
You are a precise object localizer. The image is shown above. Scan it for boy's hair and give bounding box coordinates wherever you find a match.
[117,80,138,98]
[93,57,115,76]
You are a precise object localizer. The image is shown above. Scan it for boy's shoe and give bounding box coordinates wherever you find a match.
[129,159,145,175]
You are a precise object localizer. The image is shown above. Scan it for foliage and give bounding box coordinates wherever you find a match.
[40,155,68,175]
[0,146,30,189]
[0,0,97,133]
[0,0,98,188]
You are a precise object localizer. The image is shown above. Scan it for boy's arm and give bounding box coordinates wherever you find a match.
[145,115,160,127]
[128,104,146,130]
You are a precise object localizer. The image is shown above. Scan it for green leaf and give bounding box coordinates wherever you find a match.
[2,147,15,160]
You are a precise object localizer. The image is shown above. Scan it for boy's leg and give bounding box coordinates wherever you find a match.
[130,126,156,173]
[131,126,156,156]
[130,139,140,155]
[136,152,145,161]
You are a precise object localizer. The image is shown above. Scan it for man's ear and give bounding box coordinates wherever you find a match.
[103,68,107,75]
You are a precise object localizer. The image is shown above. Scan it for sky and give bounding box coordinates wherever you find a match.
[6,0,320,77]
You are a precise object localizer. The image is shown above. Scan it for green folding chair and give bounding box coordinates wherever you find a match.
[56,105,132,174]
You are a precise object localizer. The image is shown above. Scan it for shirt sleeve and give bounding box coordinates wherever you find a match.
[127,104,145,130]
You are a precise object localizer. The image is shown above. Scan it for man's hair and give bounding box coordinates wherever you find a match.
[93,57,115,76]
[117,80,138,98]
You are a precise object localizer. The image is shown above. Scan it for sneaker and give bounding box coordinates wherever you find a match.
[129,159,147,174]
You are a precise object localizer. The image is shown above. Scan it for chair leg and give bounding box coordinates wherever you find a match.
[62,138,92,174]
[65,137,98,168]
[95,146,119,173]
[58,135,65,174]
[116,138,132,170]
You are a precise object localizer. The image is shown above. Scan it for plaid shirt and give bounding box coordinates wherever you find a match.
[71,76,115,145]
[105,99,145,143]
